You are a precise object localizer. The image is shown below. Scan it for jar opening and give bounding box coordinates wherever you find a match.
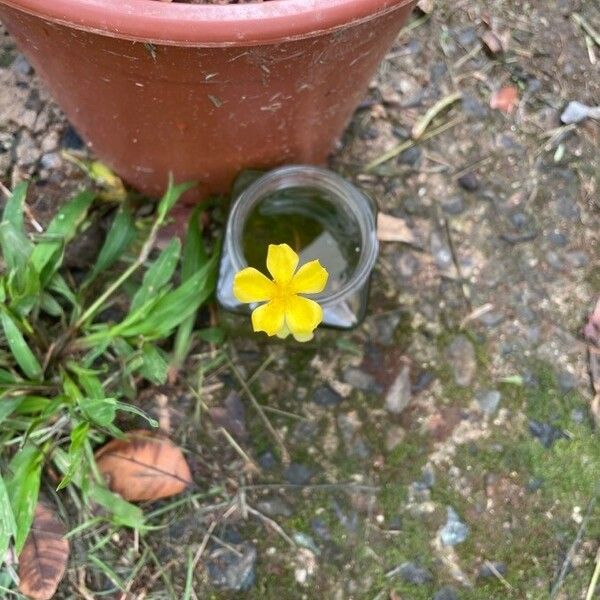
[226,166,378,307]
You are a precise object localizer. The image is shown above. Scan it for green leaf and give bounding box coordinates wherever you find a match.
[39,292,64,317]
[119,246,219,339]
[91,484,145,529]
[2,181,28,230]
[0,221,32,272]
[173,207,207,364]
[130,238,180,313]
[139,343,169,385]
[16,396,51,414]
[0,473,17,562]
[6,445,42,553]
[157,178,195,223]
[57,422,89,490]
[0,368,15,384]
[0,396,22,425]
[114,402,158,428]
[30,189,94,282]
[48,274,79,310]
[197,327,225,344]
[79,397,116,427]
[86,206,136,283]
[0,311,42,380]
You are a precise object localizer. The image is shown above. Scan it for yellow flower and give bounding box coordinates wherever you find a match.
[233,244,329,342]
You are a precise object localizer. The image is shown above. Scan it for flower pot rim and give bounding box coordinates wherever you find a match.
[0,0,415,46]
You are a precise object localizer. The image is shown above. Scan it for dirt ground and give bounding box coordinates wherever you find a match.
[1,1,600,599]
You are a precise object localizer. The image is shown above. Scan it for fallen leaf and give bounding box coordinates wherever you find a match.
[490,86,519,113]
[18,504,69,600]
[95,430,192,501]
[416,0,434,14]
[481,30,503,54]
[377,213,417,244]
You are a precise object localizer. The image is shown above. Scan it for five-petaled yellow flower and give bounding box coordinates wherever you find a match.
[233,244,329,342]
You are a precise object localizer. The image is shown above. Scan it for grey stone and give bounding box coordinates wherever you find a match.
[565,251,588,268]
[396,251,420,278]
[390,562,433,585]
[439,507,469,546]
[255,496,293,518]
[343,367,380,393]
[292,532,320,555]
[284,463,314,485]
[446,335,476,386]
[560,101,600,124]
[207,543,256,591]
[528,420,568,448]
[441,195,465,215]
[558,370,577,392]
[15,130,41,167]
[12,54,33,76]
[40,152,62,170]
[398,145,422,166]
[430,231,453,270]
[478,562,507,579]
[310,517,332,541]
[478,311,505,327]
[457,171,479,191]
[385,365,412,414]
[434,586,459,600]
[570,407,586,425]
[313,385,342,407]
[257,451,276,471]
[337,412,371,460]
[476,390,502,415]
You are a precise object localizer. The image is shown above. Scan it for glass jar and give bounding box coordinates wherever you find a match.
[216,165,378,329]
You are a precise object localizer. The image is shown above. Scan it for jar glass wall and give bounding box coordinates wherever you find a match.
[216,166,378,329]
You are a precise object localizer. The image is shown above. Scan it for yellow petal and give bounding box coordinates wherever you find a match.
[276,324,290,339]
[292,332,314,343]
[233,267,276,303]
[290,260,329,295]
[251,299,285,336]
[284,295,323,336]
[266,243,298,285]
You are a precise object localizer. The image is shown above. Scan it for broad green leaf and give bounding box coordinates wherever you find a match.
[16,396,51,414]
[157,178,195,223]
[0,368,15,384]
[86,206,136,283]
[139,343,168,385]
[130,238,180,313]
[39,292,64,317]
[118,247,219,339]
[57,422,89,490]
[30,189,94,281]
[48,274,79,310]
[6,444,42,553]
[2,181,28,230]
[0,473,17,562]
[8,263,40,317]
[0,396,22,425]
[0,221,32,272]
[0,311,41,380]
[114,401,158,427]
[79,397,116,427]
[62,373,82,402]
[91,484,145,529]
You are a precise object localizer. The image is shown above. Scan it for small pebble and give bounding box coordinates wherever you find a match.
[313,385,342,407]
[434,586,459,600]
[446,335,477,387]
[439,506,469,546]
[391,561,433,585]
[528,420,568,449]
[284,463,314,485]
[61,125,85,150]
[457,171,479,191]
[476,390,502,415]
[478,561,507,579]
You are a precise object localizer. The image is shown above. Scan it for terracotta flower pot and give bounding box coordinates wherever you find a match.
[0,0,415,200]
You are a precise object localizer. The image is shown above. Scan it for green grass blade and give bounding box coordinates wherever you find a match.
[2,181,28,230]
[157,178,196,223]
[86,206,136,284]
[6,444,42,553]
[0,221,32,272]
[139,343,169,385]
[0,397,22,425]
[30,189,94,280]
[0,473,17,563]
[0,311,42,380]
[130,238,180,313]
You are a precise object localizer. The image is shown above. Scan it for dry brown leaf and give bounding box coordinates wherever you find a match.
[18,504,69,600]
[490,85,519,113]
[481,30,503,54]
[377,213,417,245]
[95,430,192,501]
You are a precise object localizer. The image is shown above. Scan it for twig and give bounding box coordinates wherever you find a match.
[226,355,290,464]
[366,115,464,171]
[550,486,600,598]
[246,505,296,548]
[218,427,261,475]
[573,13,600,48]
[585,547,600,600]
[483,560,513,591]
[191,520,217,571]
[412,92,462,140]
[242,482,380,492]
